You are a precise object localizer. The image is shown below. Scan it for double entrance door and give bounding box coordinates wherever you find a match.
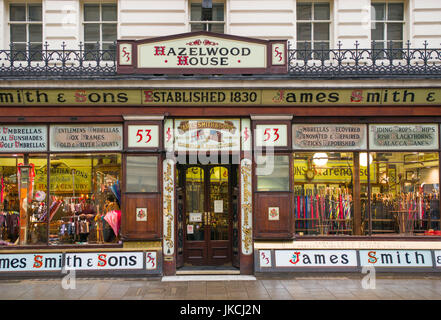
[182,165,233,266]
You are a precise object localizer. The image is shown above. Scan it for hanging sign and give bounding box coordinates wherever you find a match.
[128,125,159,148]
[275,250,358,267]
[369,124,439,150]
[292,124,367,150]
[255,124,288,147]
[50,124,123,152]
[359,250,433,268]
[0,125,47,152]
[174,119,241,151]
[118,32,288,74]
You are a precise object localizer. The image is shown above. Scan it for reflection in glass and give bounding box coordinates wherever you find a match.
[293,152,355,236]
[210,167,229,241]
[185,167,205,241]
[369,152,440,235]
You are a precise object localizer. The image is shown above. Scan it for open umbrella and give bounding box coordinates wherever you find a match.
[104,209,121,236]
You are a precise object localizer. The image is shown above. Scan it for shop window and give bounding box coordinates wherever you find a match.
[126,156,158,193]
[368,152,440,235]
[296,1,331,60]
[48,154,121,245]
[9,2,43,61]
[83,2,117,60]
[0,155,47,246]
[293,152,356,236]
[371,1,404,59]
[256,155,290,191]
[190,0,225,33]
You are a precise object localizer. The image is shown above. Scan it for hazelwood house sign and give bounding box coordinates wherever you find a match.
[117,31,287,74]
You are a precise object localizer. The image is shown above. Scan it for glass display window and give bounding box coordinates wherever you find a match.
[48,154,121,245]
[368,152,440,235]
[293,152,356,236]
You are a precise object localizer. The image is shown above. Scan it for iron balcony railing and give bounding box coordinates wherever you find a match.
[1,41,441,79]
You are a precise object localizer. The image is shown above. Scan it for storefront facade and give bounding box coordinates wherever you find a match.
[1,31,441,276]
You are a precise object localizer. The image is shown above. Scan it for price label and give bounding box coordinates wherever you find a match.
[128,125,159,148]
[255,124,288,147]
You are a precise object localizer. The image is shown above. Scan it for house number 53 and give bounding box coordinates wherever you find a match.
[136,129,152,143]
[263,128,280,142]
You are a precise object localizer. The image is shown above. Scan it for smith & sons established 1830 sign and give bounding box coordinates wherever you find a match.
[117,31,287,74]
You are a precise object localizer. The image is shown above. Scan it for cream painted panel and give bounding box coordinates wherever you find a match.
[229,12,294,24]
[119,25,187,39]
[120,11,186,24]
[43,0,79,48]
[0,0,5,49]
[413,0,441,10]
[229,0,293,11]
[120,0,186,11]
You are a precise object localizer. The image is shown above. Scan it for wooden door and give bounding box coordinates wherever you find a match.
[183,165,232,266]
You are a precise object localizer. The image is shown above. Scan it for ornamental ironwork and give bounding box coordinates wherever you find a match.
[1,41,441,79]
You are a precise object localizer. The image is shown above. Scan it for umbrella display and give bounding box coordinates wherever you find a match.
[104,209,121,236]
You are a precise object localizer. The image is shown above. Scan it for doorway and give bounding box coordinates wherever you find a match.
[178,164,237,266]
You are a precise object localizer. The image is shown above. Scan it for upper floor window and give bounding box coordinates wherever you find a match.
[296,2,330,60]
[190,0,225,33]
[371,2,404,58]
[9,2,42,61]
[83,3,117,60]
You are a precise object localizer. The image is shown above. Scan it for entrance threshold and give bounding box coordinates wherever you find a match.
[162,275,256,282]
[176,266,240,275]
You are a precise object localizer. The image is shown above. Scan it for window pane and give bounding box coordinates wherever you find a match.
[102,42,116,60]
[28,4,42,22]
[372,3,385,20]
[209,23,224,33]
[294,152,355,236]
[191,23,205,32]
[371,22,384,40]
[212,3,224,21]
[49,154,122,245]
[11,43,26,60]
[10,4,26,21]
[29,24,42,42]
[29,43,42,61]
[102,23,117,41]
[387,23,403,40]
[297,3,312,20]
[314,3,330,20]
[296,41,312,60]
[84,23,100,42]
[297,23,311,41]
[313,41,330,59]
[102,4,117,21]
[256,155,290,191]
[191,4,202,21]
[314,23,329,41]
[369,152,440,235]
[84,43,98,61]
[84,4,100,21]
[11,24,26,42]
[126,156,158,192]
[388,3,404,21]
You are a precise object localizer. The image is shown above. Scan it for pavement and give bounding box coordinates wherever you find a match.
[0,273,441,300]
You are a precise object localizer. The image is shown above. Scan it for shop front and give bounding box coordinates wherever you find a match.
[1,32,441,276]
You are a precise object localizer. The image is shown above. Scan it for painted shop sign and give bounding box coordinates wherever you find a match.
[2,88,441,106]
[50,124,123,152]
[163,159,175,256]
[174,119,241,151]
[293,160,377,183]
[64,252,144,270]
[0,125,47,152]
[369,124,439,150]
[0,252,158,272]
[292,124,367,150]
[275,250,358,267]
[435,251,441,268]
[359,250,433,267]
[117,31,287,74]
[0,253,63,272]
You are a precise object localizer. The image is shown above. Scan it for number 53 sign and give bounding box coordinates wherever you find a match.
[128,125,159,148]
[255,124,288,147]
